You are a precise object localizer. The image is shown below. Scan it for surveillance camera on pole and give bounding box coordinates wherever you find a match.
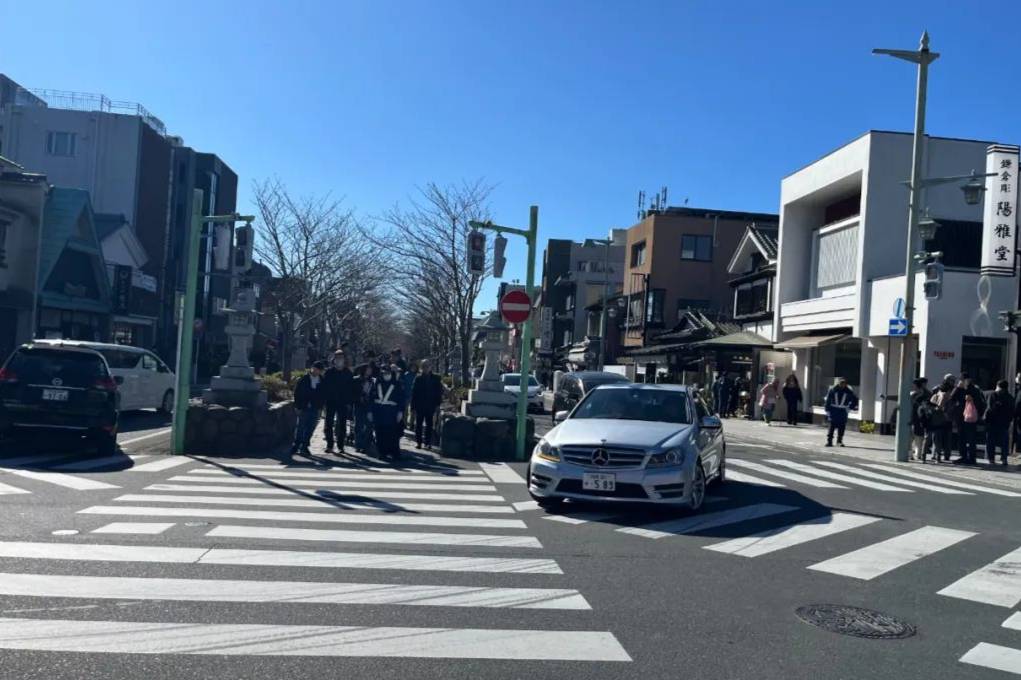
[492,234,508,278]
[467,230,486,275]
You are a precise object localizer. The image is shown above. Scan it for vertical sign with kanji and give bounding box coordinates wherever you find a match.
[981,144,1020,277]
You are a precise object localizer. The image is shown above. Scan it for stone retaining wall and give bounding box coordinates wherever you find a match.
[184,400,296,456]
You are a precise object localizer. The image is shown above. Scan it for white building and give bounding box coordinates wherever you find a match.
[774,131,1018,428]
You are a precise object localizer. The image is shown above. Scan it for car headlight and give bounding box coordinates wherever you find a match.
[647,448,686,467]
[534,438,561,462]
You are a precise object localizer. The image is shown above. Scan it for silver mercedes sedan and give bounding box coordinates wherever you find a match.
[527,383,725,512]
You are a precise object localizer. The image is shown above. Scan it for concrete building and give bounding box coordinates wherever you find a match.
[0,156,46,361]
[774,131,1018,428]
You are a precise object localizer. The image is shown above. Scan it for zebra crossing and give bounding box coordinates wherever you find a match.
[0,448,194,495]
[0,457,632,663]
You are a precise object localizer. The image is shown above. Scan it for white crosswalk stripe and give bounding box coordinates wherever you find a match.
[617,503,800,539]
[5,468,119,491]
[51,455,148,472]
[229,462,485,475]
[188,468,495,484]
[807,526,976,580]
[128,456,193,473]
[861,464,1021,497]
[703,512,881,557]
[960,643,1021,675]
[546,511,620,525]
[479,462,526,484]
[763,459,913,492]
[206,524,543,548]
[0,480,31,495]
[811,461,973,494]
[119,492,516,514]
[161,479,505,502]
[727,458,848,488]
[177,471,497,492]
[938,544,1021,607]
[92,522,175,535]
[726,469,786,487]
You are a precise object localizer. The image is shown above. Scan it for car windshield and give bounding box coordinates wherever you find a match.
[571,388,691,424]
[502,374,539,386]
[6,349,108,386]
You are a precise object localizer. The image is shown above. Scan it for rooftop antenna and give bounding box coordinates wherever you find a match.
[637,190,646,220]
[684,197,689,205]
[661,186,668,208]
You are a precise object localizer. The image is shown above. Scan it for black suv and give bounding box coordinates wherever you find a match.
[0,342,120,455]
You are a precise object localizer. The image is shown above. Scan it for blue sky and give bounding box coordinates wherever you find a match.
[4,1,1021,309]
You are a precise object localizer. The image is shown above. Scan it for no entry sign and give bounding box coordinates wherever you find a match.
[500,289,532,324]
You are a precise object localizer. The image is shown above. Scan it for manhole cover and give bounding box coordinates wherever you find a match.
[795,605,916,640]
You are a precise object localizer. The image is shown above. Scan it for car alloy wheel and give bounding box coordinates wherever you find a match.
[688,460,706,511]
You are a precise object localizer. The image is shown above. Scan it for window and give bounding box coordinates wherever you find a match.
[645,289,664,325]
[0,218,8,267]
[734,279,770,317]
[812,224,858,292]
[577,260,588,272]
[681,234,712,261]
[631,241,647,267]
[142,354,159,371]
[46,131,76,157]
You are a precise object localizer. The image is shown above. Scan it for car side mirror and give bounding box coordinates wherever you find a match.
[700,415,722,430]
[554,410,569,423]
[114,376,125,385]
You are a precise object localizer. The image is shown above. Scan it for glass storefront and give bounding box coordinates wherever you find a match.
[810,339,862,405]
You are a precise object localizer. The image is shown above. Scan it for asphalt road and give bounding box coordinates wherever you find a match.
[0,420,1019,679]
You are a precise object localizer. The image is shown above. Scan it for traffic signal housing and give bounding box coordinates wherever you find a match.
[467,230,486,275]
[492,235,508,278]
[233,224,254,273]
[923,260,943,301]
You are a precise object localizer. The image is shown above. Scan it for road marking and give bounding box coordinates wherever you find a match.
[0,616,631,660]
[129,456,193,473]
[617,503,800,539]
[938,545,1021,607]
[546,512,620,525]
[92,522,175,535]
[1003,612,1021,630]
[807,526,976,580]
[206,524,543,548]
[861,464,1021,497]
[0,481,30,495]
[228,463,485,476]
[703,513,882,557]
[115,493,515,514]
[50,455,146,472]
[5,469,118,490]
[189,468,493,484]
[0,540,560,573]
[726,470,787,487]
[512,500,540,511]
[764,459,913,492]
[479,463,526,484]
[181,471,496,492]
[727,459,848,489]
[0,452,75,468]
[960,643,1021,675]
[78,505,526,530]
[812,461,973,494]
[0,572,589,610]
[117,428,172,446]
[156,481,506,502]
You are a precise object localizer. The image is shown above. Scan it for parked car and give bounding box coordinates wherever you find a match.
[0,341,121,454]
[501,373,544,412]
[528,383,725,512]
[551,370,630,422]
[32,340,176,413]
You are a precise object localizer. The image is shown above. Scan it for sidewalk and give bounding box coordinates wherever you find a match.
[722,416,1021,491]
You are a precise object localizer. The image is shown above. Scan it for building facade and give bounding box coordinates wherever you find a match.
[0,156,46,361]
[774,131,1018,427]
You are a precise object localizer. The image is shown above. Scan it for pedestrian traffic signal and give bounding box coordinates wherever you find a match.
[923,261,943,301]
[233,225,254,273]
[467,230,486,275]
[492,235,508,278]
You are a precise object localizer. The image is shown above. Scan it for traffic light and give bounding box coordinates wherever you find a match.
[923,261,944,301]
[233,225,254,273]
[467,230,486,275]
[492,235,508,278]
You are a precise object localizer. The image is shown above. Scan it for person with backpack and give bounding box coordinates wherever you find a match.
[927,384,952,462]
[909,377,931,461]
[950,373,985,465]
[985,379,1012,466]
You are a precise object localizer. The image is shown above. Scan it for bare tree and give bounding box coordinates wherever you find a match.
[364,181,493,384]
[252,179,390,381]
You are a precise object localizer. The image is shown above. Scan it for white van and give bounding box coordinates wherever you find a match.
[32,340,176,413]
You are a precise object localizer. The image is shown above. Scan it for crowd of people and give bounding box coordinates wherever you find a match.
[288,347,446,459]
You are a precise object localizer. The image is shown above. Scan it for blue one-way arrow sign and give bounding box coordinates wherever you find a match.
[889,317,908,336]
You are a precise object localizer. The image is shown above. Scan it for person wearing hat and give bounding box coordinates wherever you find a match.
[290,361,326,457]
[824,377,858,447]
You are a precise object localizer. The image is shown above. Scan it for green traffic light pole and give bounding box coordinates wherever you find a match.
[170,187,255,455]
[471,205,538,461]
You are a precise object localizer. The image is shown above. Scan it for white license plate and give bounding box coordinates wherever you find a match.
[583,472,616,491]
[42,388,69,402]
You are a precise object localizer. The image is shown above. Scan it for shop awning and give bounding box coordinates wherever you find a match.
[692,331,773,349]
[775,333,849,350]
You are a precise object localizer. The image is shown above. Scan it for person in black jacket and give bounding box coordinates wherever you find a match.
[371,365,406,458]
[322,350,356,453]
[985,379,1012,466]
[290,361,326,456]
[782,374,802,426]
[411,360,444,449]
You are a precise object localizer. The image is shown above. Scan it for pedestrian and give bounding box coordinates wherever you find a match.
[985,379,1012,466]
[931,385,951,461]
[290,361,326,457]
[390,348,408,373]
[411,359,444,449]
[730,376,743,417]
[824,377,858,447]
[909,377,931,461]
[782,374,802,426]
[758,378,780,426]
[711,374,726,417]
[353,362,376,453]
[371,364,406,459]
[400,360,417,426]
[322,350,355,454]
[950,373,985,464]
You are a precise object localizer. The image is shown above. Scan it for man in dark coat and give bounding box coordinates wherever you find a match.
[371,365,406,458]
[824,377,858,447]
[985,379,1012,466]
[290,361,326,456]
[411,359,444,449]
[322,350,356,453]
